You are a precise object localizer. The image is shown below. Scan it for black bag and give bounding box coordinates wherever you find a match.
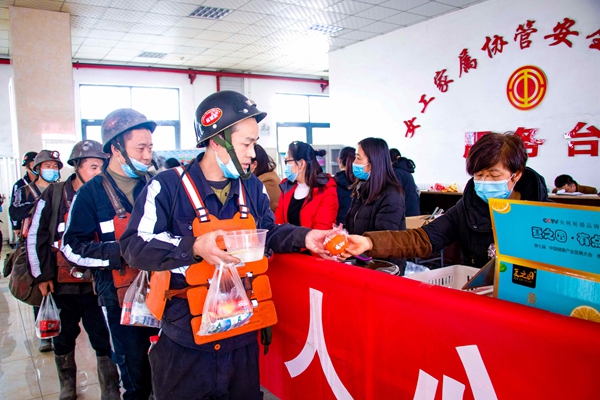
[8,243,43,306]
[6,182,65,306]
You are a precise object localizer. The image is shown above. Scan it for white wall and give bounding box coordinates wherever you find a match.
[329,0,600,191]
[0,64,13,158]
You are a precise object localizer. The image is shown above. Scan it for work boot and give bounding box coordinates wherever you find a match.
[55,351,77,400]
[39,338,53,352]
[96,355,121,400]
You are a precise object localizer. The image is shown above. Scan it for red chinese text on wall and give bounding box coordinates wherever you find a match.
[515,20,538,49]
[434,69,454,92]
[544,18,579,47]
[404,117,421,138]
[515,127,546,157]
[565,122,600,157]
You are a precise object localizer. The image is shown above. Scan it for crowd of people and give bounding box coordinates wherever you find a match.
[5,89,592,400]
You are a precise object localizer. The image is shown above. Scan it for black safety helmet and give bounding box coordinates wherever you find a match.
[194,91,267,180]
[22,151,38,166]
[33,150,63,171]
[68,140,109,166]
[101,108,157,177]
[195,91,267,148]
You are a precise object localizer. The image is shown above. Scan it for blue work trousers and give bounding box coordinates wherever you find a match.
[103,304,158,400]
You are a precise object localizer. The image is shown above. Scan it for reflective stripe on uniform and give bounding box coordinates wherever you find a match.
[61,243,110,268]
[138,180,182,247]
[27,199,46,278]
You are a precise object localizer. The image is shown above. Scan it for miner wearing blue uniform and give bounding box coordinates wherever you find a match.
[62,109,159,400]
[120,91,334,399]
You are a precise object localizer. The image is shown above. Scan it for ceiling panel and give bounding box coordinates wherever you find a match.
[378,0,429,11]
[409,1,457,17]
[0,0,488,78]
[150,1,199,17]
[60,3,106,18]
[383,11,427,26]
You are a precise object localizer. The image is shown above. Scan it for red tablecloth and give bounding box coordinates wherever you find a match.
[260,253,600,400]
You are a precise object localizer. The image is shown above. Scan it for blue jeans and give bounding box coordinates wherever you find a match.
[103,304,158,400]
[149,334,262,400]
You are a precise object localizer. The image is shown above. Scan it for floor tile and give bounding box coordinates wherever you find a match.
[0,330,34,363]
[0,357,43,400]
[40,383,101,400]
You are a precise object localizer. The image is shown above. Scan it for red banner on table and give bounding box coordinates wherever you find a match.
[260,254,600,400]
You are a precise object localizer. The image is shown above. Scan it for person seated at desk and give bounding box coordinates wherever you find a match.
[342,132,549,268]
[552,174,597,194]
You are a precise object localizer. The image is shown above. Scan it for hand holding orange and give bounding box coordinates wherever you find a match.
[324,234,349,255]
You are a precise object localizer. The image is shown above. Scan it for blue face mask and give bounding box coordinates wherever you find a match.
[352,163,370,181]
[216,152,241,179]
[120,156,149,178]
[474,175,514,203]
[40,169,59,182]
[283,163,297,182]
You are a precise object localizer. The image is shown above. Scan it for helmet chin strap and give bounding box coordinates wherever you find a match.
[73,160,86,184]
[212,128,252,180]
[114,139,146,178]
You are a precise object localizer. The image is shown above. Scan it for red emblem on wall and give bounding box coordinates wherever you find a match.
[201,108,223,126]
[506,66,548,111]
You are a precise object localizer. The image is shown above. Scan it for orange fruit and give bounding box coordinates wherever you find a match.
[570,305,600,323]
[325,234,348,255]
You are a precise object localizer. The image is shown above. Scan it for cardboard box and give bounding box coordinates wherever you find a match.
[406,215,431,229]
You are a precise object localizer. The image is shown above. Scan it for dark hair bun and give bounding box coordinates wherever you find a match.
[315,149,327,157]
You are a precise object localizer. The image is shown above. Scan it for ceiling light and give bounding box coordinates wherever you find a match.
[308,24,343,35]
[137,52,167,59]
[189,6,232,20]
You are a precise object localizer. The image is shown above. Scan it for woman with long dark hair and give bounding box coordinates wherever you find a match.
[275,141,338,229]
[346,138,407,272]
[334,147,356,224]
[389,148,420,216]
[251,144,280,212]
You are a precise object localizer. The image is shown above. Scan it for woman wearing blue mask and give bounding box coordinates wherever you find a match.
[344,132,549,268]
[345,138,407,273]
[275,141,338,229]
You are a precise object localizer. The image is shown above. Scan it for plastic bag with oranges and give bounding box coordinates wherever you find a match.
[323,225,349,258]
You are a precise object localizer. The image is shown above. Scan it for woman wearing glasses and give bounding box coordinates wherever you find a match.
[275,141,338,229]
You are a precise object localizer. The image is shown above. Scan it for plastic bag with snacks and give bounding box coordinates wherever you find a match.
[198,262,253,336]
[36,293,61,339]
[120,271,161,328]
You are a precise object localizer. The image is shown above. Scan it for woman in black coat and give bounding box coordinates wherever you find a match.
[345,138,406,272]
